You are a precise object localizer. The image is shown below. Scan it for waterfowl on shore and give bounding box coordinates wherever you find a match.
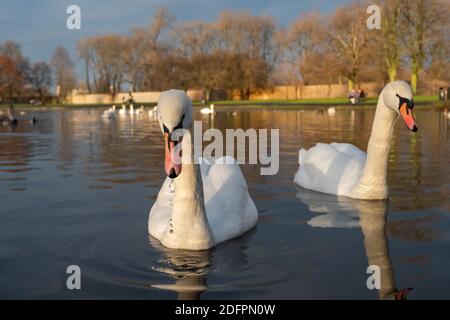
[148,90,257,250]
[294,81,418,200]
[200,104,215,115]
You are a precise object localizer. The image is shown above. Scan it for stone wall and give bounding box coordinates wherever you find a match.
[67,89,204,105]
[234,82,383,100]
[67,82,386,104]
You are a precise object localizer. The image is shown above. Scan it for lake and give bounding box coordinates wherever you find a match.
[0,106,449,299]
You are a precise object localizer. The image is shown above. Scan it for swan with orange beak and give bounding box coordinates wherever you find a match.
[295,81,419,200]
[149,90,258,250]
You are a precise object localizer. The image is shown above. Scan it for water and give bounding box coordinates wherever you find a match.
[0,106,449,299]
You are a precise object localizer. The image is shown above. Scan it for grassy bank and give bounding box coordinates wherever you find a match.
[210,95,439,106]
[1,95,446,109]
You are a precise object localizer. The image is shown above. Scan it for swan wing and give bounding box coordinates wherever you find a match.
[294,143,366,196]
[203,156,258,243]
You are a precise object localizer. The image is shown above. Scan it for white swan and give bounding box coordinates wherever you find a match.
[133,105,144,115]
[119,104,127,115]
[101,105,116,119]
[200,104,215,115]
[294,81,418,200]
[148,90,258,250]
[327,107,336,116]
[149,106,158,117]
[444,108,450,119]
[129,104,135,115]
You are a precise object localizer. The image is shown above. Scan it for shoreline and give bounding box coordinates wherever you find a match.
[1,98,448,110]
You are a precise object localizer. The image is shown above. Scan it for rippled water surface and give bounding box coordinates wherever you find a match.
[0,106,449,299]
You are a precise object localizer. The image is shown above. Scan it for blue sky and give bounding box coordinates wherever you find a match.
[0,0,351,79]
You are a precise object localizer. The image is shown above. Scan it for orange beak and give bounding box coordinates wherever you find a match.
[399,103,418,132]
[164,133,182,178]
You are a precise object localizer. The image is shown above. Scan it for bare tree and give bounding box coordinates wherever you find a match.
[400,0,449,93]
[51,46,76,99]
[326,3,369,91]
[29,62,52,101]
[283,12,323,85]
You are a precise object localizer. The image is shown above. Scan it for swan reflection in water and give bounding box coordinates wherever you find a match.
[296,188,412,300]
[148,230,254,300]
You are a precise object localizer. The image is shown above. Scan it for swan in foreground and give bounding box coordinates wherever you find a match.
[200,104,215,115]
[148,90,258,250]
[294,81,418,200]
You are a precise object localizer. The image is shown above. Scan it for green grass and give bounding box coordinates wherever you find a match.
[1,95,442,109]
[209,95,438,106]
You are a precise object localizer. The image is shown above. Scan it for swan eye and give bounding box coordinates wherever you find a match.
[163,124,170,134]
[173,114,185,132]
[396,94,414,110]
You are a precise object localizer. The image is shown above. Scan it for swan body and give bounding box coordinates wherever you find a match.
[200,104,215,115]
[294,81,417,200]
[129,104,134,115]
[328,107,336,116]
[148,90,257,250]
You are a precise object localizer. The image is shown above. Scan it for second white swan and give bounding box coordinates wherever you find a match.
[294,81,418,200]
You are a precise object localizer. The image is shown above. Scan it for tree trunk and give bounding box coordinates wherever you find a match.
[411,67,419,94]
[348,78,354,92]
[388,67,397,82]
[85,59,91,93]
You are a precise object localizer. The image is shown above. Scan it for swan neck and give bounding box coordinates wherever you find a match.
[352,97,397,198]
[165,129,214,250]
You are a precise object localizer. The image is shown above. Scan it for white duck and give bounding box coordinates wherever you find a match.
[294,81,418,200]
[148,90,258,250]
[200,104,215,115]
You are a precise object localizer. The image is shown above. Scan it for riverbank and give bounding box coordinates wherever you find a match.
[1,95,447,110]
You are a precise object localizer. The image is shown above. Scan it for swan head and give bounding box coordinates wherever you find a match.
[157,89,193,178]
[381,81,417,132]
